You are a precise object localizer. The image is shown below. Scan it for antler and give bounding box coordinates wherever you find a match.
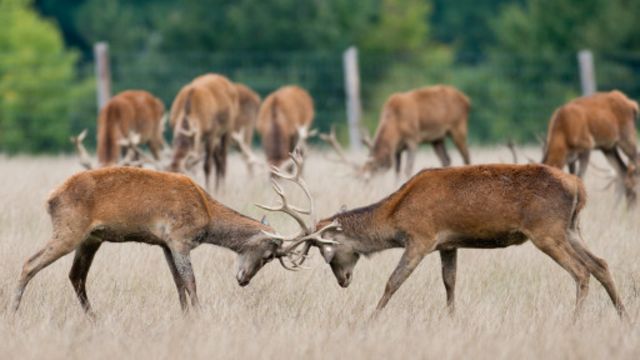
[360,126,374,151]
[118,132,160,168]
[318,126,359,169]
[231,129,266,170]
[70,129,94,170]
[256,150,340,270]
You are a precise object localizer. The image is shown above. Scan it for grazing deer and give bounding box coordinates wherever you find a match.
[168,74,238,190]
[231,83,261,174]
[361,85,471,178]
[542,90,639,206]
[97,90,166,167]
[256,86,314,167]
[273,163,627,319]
[11,166,288,314]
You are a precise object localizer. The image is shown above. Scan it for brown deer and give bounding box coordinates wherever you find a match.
[361,85,471,178]
[97,90,166,167]
[256,86,314,167]
[272,163,627,319]
[168,74,238,190]
[542,90,639,206]
[11,166,311,314]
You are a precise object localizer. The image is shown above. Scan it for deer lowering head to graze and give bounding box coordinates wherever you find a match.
[97,90,166,167]
[275,163,627,320]
[12,167,287,315]
[361,85,471,178]
[542,90,639,207]
[232,83,261,173]
[256,86,314,167]
[168,73,238,191]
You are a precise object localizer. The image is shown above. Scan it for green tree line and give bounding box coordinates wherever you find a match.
[1,0,639,153]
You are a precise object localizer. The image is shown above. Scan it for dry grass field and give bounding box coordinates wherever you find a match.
[1,147,639,359]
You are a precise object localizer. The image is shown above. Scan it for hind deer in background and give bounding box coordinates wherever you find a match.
[256,86,314,168]
[11,166,295,315]
[360,85,471,178]
[96,90,166,167]
[168,74,239,191]
[542,90,639,207]
[272,163,627,320]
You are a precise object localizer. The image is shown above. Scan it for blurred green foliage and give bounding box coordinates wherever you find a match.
[0,0,638,152]
[0,0,93,153]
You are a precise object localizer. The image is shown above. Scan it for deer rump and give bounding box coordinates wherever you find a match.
[97,90,165,166]
[543,90,639,168]
[257,86,314,166]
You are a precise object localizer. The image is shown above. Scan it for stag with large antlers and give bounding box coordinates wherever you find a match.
[96,90,166,167]
[278,163,627,319]
[542,90,639,207]
[12,167,285,315]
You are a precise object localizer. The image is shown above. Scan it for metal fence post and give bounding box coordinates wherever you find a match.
[343,46,362,151]
[94,42,112,111]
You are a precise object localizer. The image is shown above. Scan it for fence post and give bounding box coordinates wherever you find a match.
[94,42,112,111]
[577,49,596,96]
[343,46,362,152]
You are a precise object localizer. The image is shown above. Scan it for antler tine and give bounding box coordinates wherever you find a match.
[70,129,93,170]
[255,179,311,234]
[231,129,265,168]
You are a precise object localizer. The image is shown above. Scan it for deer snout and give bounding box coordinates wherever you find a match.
[236,270,250,287]
[338,272,352,288]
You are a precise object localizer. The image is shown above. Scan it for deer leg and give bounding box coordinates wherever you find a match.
[405,144,417,178]
[530,230,590,320]
[568,161,577,175]
[394,149,403,177]
[375,243,432,312]
[576,151,590,179]
[439,249,457,314]
[148,139,163,160]
[567,231,628,319]
[170,248,200,310]
[213,133,229,191]
[68,240,102,314]
[203,138,214,192]
[432,139,451,167]
[449,126,470,165]
[13,239,77,312]
[162,245,187,311]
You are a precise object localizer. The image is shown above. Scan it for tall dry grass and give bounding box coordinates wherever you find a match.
[0,148,639,359]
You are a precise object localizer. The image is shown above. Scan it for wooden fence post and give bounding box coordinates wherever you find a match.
[94,42,112,111]
[577,49,596,96]
[343,46,362,152]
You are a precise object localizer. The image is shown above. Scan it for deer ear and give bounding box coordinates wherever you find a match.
[261,215,269,226]
[322,245,335,263]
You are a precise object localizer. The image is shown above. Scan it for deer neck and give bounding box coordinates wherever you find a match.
[204,214,270,253]
[332,202,401,255]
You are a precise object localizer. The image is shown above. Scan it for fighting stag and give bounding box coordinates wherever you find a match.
[256,151,341,270]
[542,90,639,207]
[292,164,627,319]
[12,167,285,315]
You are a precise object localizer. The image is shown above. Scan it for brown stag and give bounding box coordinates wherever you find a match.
[542,90,639,206]
[168,74,238,190]
[272,163,627,319]
[11,166,302,314]
[256,86,314,167]
[97,90,166,167]
[361,85,471,178]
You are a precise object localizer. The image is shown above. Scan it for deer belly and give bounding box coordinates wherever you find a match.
[437,231,528,250]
